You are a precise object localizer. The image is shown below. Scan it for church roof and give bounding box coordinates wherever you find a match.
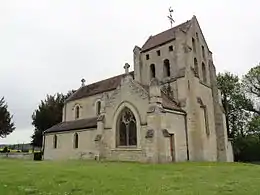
[44,117,98,134]
[65,72,184,112]
[141,19,192,52]
[66,72,134,103]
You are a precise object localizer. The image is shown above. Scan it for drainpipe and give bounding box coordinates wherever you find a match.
[184,114,190,161]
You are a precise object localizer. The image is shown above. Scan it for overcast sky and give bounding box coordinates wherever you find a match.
[0,0,259,144]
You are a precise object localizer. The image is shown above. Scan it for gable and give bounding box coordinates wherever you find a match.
[190,16,211,53]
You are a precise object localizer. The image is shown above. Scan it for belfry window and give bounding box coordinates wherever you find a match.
[192,38,196,52]
[202,62,207,83]
[117,107,137,147]
[150,64,156,79]
[194,58,199,77]
[163,59,171,77]
[202,45,205,59]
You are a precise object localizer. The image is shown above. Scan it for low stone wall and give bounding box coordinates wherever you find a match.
[0,153,33,160]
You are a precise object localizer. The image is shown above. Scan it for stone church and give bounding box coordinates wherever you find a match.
[43,16,234,163]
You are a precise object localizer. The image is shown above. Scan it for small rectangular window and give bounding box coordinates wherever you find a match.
[146,54,149,60]
[169,45,173,51]
[156,50,161,56]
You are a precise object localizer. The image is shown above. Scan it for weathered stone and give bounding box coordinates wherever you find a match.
[145,129,154,138]
[43,15,233,163]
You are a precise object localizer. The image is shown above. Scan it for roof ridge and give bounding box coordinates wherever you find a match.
[66,71,134,102]
[141,18,192,52]
[150,19,191,39]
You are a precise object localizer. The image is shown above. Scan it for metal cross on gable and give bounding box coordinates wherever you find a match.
[167,7,175,28]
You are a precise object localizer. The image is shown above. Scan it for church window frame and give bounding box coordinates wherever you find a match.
[96,101,101,116]
[73,133,79,149]
[75,105,80,119]
[203,106,210,136]
[194,58,199,77]
[53,134,57,149]
[116,107,137,147]
[202,62,207,83]
[169,45,173,51]
[146,54,149,60]
[150,64,156,79]
[196,32,199,40]
[202,45,205,59]
[163,59,171,77]
[192,37,196,53]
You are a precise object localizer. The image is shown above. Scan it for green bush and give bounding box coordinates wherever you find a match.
[34,152,43,161]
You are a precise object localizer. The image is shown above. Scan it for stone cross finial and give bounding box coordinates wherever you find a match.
[81,78,86,87]
[124,63,130,74]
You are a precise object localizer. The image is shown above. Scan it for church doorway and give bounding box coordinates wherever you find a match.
[169,134,175,162]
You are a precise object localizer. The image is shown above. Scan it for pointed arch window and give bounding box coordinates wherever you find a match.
[117,107,137,147]
[194,58,199,77]
[163,59,171,77]
[96,101,101,116]
[150,64,156,79]
[192,38,196,52]
[202,62,207,83]
[53,135,57,149]
[75,106,80,119]
[74,133,79,149]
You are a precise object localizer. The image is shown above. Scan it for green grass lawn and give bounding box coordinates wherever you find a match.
[0,159,260,195]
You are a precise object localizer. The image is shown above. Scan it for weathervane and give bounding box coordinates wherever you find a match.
[167,7,175,28]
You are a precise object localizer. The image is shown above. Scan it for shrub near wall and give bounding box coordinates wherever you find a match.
[33,151,43,161]
[233,135,260,162]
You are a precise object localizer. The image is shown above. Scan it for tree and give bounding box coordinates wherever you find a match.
[217,72,252,138]
[0,97,15,138]
[242,63,260,115]
[31,90,75,147]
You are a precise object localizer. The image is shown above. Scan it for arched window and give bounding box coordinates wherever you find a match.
[117,107,137,147]
[202,62,207,82]
[150,64,156,79]
[194,58,199,77]
[74,133,79,149]
[163,59,171,77]
[53,135,57,149]
[75,106,80,119]
[192,38,196,52]
[96,101,101,116]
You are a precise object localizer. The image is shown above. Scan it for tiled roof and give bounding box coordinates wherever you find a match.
[141,20,192,52]
[66,71,184,112]
[44,117,98,134]
[66,72,134,102]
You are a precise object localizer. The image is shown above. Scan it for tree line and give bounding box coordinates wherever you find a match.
[1,64,260,162]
